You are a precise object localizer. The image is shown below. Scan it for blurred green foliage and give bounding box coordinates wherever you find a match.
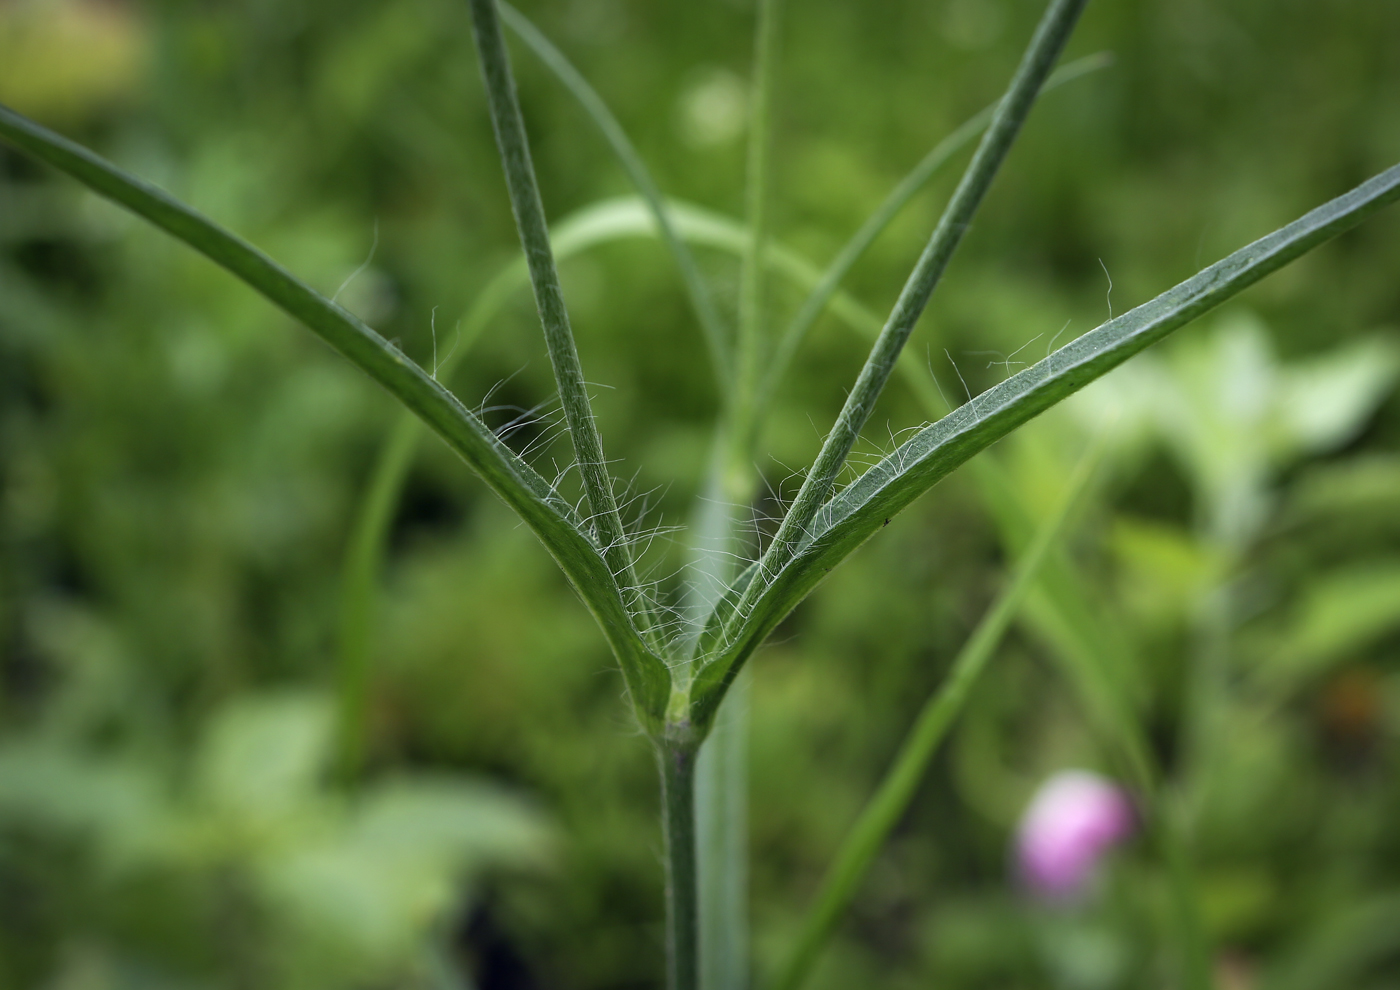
[2,0,1400,988]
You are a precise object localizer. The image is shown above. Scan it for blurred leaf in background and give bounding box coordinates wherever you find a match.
[3,0,1400,988]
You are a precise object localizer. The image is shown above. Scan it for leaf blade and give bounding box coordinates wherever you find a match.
[730,0,1091,663]
[694,160,1400,719]
[0,102,670,726]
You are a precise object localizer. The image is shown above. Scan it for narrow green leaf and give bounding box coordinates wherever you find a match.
[0,102,670,727]
[498,2,732,382]
[693,161,1400,724]
[334,201,688,772]
[737,0,1091,660]
[770,437,1103,990]
[467,0,661,653]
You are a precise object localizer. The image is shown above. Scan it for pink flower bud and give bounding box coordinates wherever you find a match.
[1016,770,1135,901]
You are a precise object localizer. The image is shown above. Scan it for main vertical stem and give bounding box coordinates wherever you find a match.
[662,741,701,990]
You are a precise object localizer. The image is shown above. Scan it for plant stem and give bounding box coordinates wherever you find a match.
[739,0,1089,617]
[733,0,783,440]
[467,0,660,650]
[499,2,732,384]
[662,741,701,990]
[696,667,749,990]
[693,2,781,984]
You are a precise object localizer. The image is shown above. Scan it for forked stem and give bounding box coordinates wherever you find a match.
[735,0,1090,626]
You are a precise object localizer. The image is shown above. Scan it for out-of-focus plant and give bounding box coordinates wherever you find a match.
[3,0,1400,988]
[938,311,1400,988]
[0,684,548,990]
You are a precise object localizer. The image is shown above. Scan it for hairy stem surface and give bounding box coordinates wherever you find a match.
[467,0,658,648]
[733,0,1090,646]
[662,744,701,990]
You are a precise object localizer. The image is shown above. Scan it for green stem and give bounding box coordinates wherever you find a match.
[696,667,750,990]
[498,2,732,383]
[692,2,781,985]
[769,437,1104,990]
[467,0,659,650]
[731,0,1090,645]
[662,742,701,990]
[733,0,783,437]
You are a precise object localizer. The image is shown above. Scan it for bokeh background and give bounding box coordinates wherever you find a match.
[2,0,1400,987]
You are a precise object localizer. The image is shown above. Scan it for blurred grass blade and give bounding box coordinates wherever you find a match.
[693,2,782,987]
[468,0,660,651]
[336,414,419,777]
[769,438,1103,990]
[1260,893,1400,990]
[755,51,1113,417]
[735,0,1090,660]
[696,666,749,990]
[692,160,1400,724]
[499,2,732,383]
[733,0,783,434]
[0,102,671,729]
[974,456,1156,789]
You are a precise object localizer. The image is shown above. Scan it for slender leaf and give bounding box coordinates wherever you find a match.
[743,0,1090,620]
[334,200,705,770]
[0,103,671,728]
[691,161,1400,724]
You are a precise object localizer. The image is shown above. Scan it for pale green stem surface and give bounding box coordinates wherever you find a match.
[696,668,750,990]
[769,437,1104,990]
[733,0,783,437]
[695,2,782,984]
[467,0,660,652]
